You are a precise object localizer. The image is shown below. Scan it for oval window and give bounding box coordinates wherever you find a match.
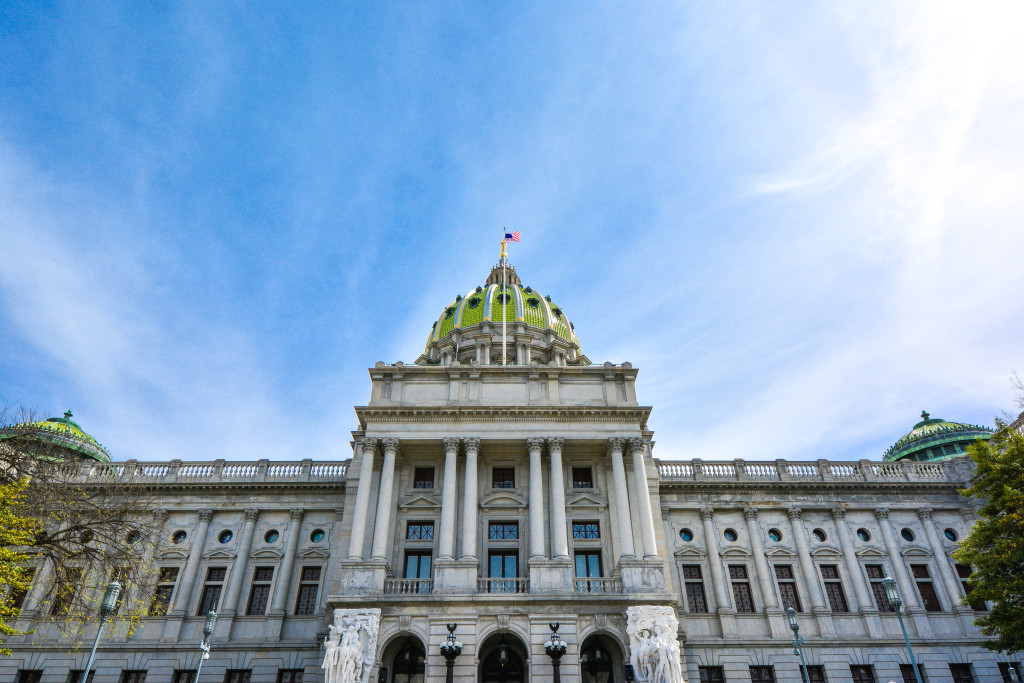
[812,528,827,542]
[857,528,871,542]
[126,531,141,545]
[265,529,280,544]
[172,530,187,544]
[679,528,693,542]
[310,529,326,543]
[944,528,958,542]
[901,528,915,542]
[768,528,782,542]
[723,528,738,542]
[218,530,233,544]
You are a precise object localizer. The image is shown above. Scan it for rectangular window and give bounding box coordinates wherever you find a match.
[413,467,435,488]
[850,666,875,683]
[821,565,849,613]
[998,664,1023,683]
[149,566,179,616]
[729,565,755,613]
[865,564,894,612]
[949,665,973,683]
[51,567,83,616]
[405,552,432,579]
[955,564,986,611]
[698,667,724,683]
[488,521,519,540]
[224,671,252,683]
[294,566,322,615]
[749,666,775,683]
[487,551,518,592]
[406,522,434,540]
[9,567,35,611]
[492,467,515,488]
[120,672,147,683]
[572,521,600,539]
[16,671,43,683]
[172,672,196,683]
[246,566,274,616]
[911,565,942,611]
[900,664,926,683]
[572,467,594,488]
[575,552,602,578]
[197,567,226,616]
[801,667,825,683]
[277,671,304,683]
[68,671,97,683]
[683,565,708,613]
[774,565,802,611]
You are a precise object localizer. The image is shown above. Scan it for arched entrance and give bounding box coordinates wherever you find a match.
[479,633,528,683]
[382,635,426,683]
[580,634,625,683]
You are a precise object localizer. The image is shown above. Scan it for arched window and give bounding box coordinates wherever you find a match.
[580,642,613,683]
[481,640,525,683]
[391,639,425,683]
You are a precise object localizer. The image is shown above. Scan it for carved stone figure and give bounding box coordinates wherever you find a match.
[627,606,686,683]
[322,608,381,683]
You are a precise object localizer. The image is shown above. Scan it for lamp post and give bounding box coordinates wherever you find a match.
[544,623,567,683]
[439,623,462,683]
[882,576,923,683]
[1006,666,1021,683]
[193,611,218,682]
[786,607,811,683]
[81,580,121,683]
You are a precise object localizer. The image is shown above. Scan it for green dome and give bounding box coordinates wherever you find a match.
[1,409,112,463]
[883,410,992,463]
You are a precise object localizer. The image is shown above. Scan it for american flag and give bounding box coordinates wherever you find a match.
[504,231,521,242]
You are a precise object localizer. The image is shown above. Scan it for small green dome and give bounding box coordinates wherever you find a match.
[883,410,992,463]
[1,409,112,462]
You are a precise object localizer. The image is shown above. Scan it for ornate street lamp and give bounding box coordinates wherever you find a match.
[194,611,218,682]
[81,580,121,683]
[544,623,567,683]
[439,623,462,683]
[882,576,923,683]
[786,607,811,683]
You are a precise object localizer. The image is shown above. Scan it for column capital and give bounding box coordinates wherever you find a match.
[918,507,933,520]
[874,507,890,521]
[700,506,715,520]
[198,508,214,523]
[786,507,802,520]
[463,437,481,453]
[244,508,260,522]
[290,508,305,522]
[607,437,625,453]
[153,509,169,523]
[547,437,565,451]
[527,437,545,452]
[743,506,758,520]
[831,507,847,521]
[381,437,400,453]
[628,437,645,455]
[443,437,461,454]
[361,437,378,455]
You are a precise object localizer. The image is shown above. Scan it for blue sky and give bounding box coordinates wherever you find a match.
[1,2,1022,462]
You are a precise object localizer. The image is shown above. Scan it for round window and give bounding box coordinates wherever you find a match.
[310,529,326,543]
[767,528,782,542]
[219,530,233,544]
[679,528,693,542]
[723,528,738,542]
[812,528,827,542]
[901,528,915,542]
[265,529,280,543]
[172,530,187,544]
[126,531,141,545]
[944,528,958,542]
[857,528,871,542]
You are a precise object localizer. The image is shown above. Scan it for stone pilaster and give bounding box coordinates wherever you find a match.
[347,438,378,559]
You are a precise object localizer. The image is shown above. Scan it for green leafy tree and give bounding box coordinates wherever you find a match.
[0,479,37,654]
[955,417,1024,654]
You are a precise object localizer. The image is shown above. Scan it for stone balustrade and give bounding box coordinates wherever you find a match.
[477,577,530,594]
[77,458,347,484]
[383,578,434,594]
[657,456,971,484]
[573,577,623,593]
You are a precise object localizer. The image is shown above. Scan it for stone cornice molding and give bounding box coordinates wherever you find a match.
[442,437,460,453]
[355,405,652,427]
[463,438,481,452]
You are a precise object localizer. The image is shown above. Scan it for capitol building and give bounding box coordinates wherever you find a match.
[4,262,1018,683]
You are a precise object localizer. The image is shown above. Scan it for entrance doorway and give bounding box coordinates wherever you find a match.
[479,634,527,683]
[387,637,425,683]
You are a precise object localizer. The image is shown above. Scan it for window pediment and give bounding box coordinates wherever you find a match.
[202,549,237,560]
[763,547,798,558]
[251,548,285,560]
[480,491,527,510]
[900,546,933,557]
[298,547,331,559]
[399,494,442,511]
[855,547,888,558]
[720,546,752,558]
[674,546,708,558]
[810,546,843,558]
[565,492,605,509]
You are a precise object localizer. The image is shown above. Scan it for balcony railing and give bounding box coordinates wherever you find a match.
[78,459,347,484]
[477,577,530,594]
[383,578,433,594]
[657,457,970,484]
[573,577,623,593]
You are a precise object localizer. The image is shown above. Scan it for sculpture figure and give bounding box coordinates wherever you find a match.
[322,608,382,683]
[627,606,686,683]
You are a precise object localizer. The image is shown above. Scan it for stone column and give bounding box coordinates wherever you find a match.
[528,437,547,559]
[918,508,965,610]
[630,439,658,558]
[347,438,378,559]
[370,438,400,561]
[460,438,480,560]
[222,508,260,616]
[701,506,732,611]
[874,508,921,609]
[438,437,460,560]
[270,508,305,615]
[171,508,214,616]
[786,508,827,611]
[745,507,779,610]
[831,508,872,612]
[548,438,570,559]
[608,438,635,560]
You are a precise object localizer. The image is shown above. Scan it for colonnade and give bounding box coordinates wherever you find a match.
[346,436,660,566]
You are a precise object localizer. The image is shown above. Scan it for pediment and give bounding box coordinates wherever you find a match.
[565,492,606,509]
[674,547,708,558]
[764,547,798,558]
[203,549,237,560]
[811,546,843,558]
[251,548,285,560]
[298,547,331,559]
[480,491,527,510]
[157,549,189,561]
[855,547,888,558]
[399,494,442,510]
[901,545,933,558]
[720,546,752,558]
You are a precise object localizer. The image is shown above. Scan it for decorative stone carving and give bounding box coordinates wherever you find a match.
[463,437,481,452]
[245,508,260,522]
[786,507,802,520]
[381,437,399,453]
[830,507,846,521]
[608,437,625,453]
[628,438,645,455]
[918,508,933,520]
[198,509,214,523]
[322,608,381,683]
[290,508,305,521]
[699,506,714,520]
[526,437,545,452]
[442,437,460,453]
[362,438,378,455]
[874,507,889,521]
[548,437,565,451]
[626,606,685,683]
[743,506,758,520]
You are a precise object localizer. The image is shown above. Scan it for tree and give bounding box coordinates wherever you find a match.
[0,406,163,645]
[955,384,1024,654]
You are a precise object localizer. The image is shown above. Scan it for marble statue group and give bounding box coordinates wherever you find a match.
[627,606,686,683]
[323,609,381,683]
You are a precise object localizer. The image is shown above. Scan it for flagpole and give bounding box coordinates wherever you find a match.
[500,234,507,367]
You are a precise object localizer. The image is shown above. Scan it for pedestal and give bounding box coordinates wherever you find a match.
[340,558,389,594]
[435,558,479,593]
[529,558,574,593]
[619,557,666,592]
